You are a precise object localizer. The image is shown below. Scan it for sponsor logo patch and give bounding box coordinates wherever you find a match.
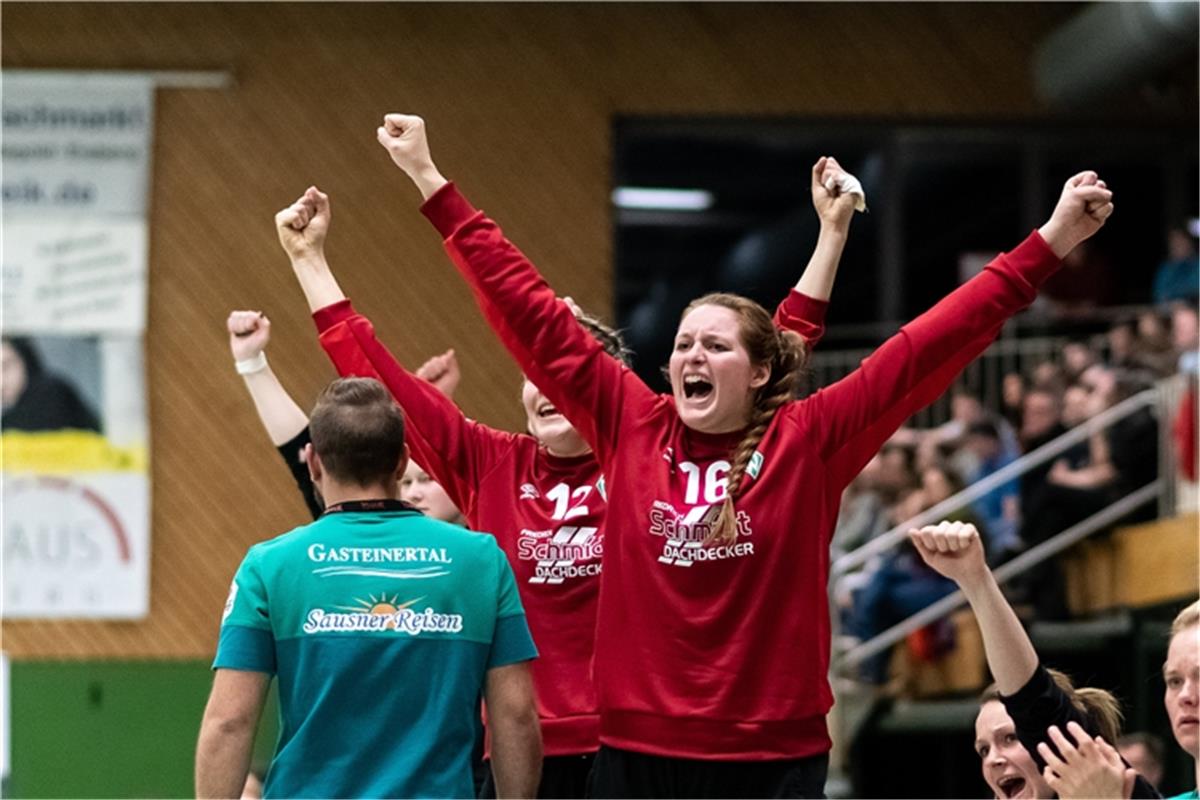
[647,501,754,567]
[517,526,602,584]
[302,592,464,635]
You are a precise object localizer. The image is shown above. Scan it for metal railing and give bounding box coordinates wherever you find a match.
[807,333,1102,429]
[836,482,1161,668]
[831,387,1160,578]
[830,376,1184,672]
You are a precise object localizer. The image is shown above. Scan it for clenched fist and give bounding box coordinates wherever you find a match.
[376,114,448,200]
[275,186,330,261]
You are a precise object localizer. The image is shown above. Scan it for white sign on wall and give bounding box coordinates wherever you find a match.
[2,71,154,619]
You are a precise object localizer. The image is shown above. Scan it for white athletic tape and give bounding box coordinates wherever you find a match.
[824,172,868,213]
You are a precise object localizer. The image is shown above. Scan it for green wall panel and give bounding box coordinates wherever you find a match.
[7,661,276,799]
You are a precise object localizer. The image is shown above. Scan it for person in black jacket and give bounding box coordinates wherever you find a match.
[1,336,100,433]
[909,520,1161,799]
[225,309,466,524]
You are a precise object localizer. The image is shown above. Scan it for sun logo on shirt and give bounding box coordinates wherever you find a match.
[337,593,424,623]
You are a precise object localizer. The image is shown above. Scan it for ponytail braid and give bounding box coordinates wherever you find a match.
[575,312,633,366]
[706,329,807,545]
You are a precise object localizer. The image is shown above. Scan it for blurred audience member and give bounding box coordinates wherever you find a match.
[1020,387,1065,451]
[847,466,978,685]
[1135,310,1178,377]
[1118,733,1166,791]
[1173,300,1199,376]
[1153,228,1200,306]
[963,421,1021,560]
[1063,338,1101,383]
[1022,366,1157,618]
[1108,317,1140,371]
[832,458,891,559]
[1002,371,1026,430]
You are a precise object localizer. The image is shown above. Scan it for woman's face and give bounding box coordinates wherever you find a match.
[399,460,464,525]
[1,341,28,408]
[668,304,768,434]
[974,700,1052,799]
[520,378,590,457]
[1164,624,1200,758]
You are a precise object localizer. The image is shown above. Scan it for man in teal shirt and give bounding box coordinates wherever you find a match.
[196,377,542,798]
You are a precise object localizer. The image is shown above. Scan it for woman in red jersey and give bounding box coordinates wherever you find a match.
[272,174,850,798]
[374,113,1114,799]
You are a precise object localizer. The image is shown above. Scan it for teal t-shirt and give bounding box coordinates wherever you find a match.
[214,507,537,799]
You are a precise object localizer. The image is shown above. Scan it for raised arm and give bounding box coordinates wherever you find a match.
[909,521,1037,693]
[228,311,309,446]
[313,300,508,512]
[796,156,860,301]
[771,156,858,346]
[805,172,1113,487]
[227,311,322,519]
[275,187,346,313]
[271,188,507,514]
[376,113,660,464]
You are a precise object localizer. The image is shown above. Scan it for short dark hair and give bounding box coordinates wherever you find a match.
[967,420,1000,440]
[310,378,405,486]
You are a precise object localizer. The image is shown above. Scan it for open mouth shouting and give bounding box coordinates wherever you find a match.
[536,402,561,420]
[681,373,714,403]
[996,775,1027,799]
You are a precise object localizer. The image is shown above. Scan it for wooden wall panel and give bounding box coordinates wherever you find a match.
[1,2,1081,657]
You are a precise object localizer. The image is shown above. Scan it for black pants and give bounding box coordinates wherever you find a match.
[585,745,828,799]
[478,753,595,799]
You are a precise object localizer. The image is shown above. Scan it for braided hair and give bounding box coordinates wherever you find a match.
[574,309,633,366]
[677,293,809,545]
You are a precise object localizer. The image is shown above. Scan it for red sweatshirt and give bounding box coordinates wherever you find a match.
[314,293,827,756]
[421,182,1062,761]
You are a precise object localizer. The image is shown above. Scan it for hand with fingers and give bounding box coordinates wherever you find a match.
[228,310,271,363]
[908,520,989,585]
[1038,722,1138,800]
[274,186,331,262]
[810,156,861,230]
[415,348,461,399]
[1038,171,1115,259]
[376,113,448,199]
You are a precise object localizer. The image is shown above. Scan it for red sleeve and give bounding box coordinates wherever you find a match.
[420,183,662,466]
[800,232,1061,488]
[312,298,514,514]
[773,290,828,348]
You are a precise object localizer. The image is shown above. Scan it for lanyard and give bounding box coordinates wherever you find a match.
[321,499,415,516]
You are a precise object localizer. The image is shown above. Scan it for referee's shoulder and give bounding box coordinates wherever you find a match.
[246,517,326,558]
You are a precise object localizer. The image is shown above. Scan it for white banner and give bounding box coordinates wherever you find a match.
[2,71,153,335]
[2,71,154,619]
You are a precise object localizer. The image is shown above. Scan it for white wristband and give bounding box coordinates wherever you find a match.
[235,352,268,375]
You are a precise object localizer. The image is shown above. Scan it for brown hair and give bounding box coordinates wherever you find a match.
[679,293,809,545]
[1170,599,1200,638]
[575,310,633,366]
[979,668,1124,745]
[309,378,406,487]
